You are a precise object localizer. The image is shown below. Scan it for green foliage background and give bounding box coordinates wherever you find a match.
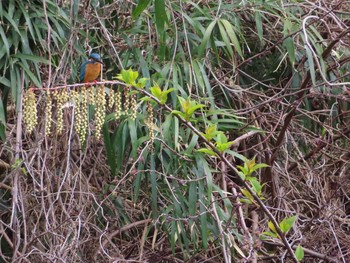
[1,0,350,262]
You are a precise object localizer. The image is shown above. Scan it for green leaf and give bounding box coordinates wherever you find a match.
[17,62,42,87]
[241,189,254,203]
[150,84,162,99]
[261,231,278,239]
[237,165,248,175]
[102,122,116,176]
[150,153,158,219]
[250,163,269,174]
[0,123,5,142]
[18,1,35,40]
[171,110,186,120]
[0,97,6,126]
[0,77,10,87]
[188,181,197,216]
[249,177,263,195]
[294,245,304,261]
[216,141,233,152]
[132,0,151,18]
[128,119,138,158]
[218,20,233,58]
[3,11,21,35]
[238,171,246,180]
[135,77,148,89]
[216,133,227,144]
[197,148,216,156]
[279,215,297,233]
[115,68,139,86]
[202,124,222,141]
[187,103,205,116]
[305,46,316,85]
[154,0,167,36]
[220,19,244,59]
[283,37,295,66]
[13,53,50,64]
[198,20,217,58]
[255,11,263,42]
[0,26,10,56]
[268,221,277,234]
[160,88,176,104]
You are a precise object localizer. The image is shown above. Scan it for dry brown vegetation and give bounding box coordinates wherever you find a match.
[1,0,350,262]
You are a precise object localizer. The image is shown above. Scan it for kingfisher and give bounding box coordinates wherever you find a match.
[79,53,104,83]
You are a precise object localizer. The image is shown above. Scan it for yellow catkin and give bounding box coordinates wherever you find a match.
[54,88,68,135]
[45,90,52,136]
[79,86,88,144]
[95,85,106,140]
[124,87,130,114]
[23,89,37,133]
[71,90,81,137]
[88,86,95,106]
[147,101,154,151]
[108,88,115,110]
[115,88,121,120]
[130,93,137,120]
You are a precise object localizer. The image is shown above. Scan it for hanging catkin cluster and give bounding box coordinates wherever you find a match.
[23,89,37,133]
[88,86,95,105]
[130,93,137,120]
[115,88,122,119]
[22,82,156,144]
[54,88,68,135]
[124,87,130,114]
[71,90,81,137]
[79,86,88,144]
[146,101,155,151]
[45,90,52,136]
[95,85,106,140]
[108,88,115,110]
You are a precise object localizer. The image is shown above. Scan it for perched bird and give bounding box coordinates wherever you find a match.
[79,53,104,83]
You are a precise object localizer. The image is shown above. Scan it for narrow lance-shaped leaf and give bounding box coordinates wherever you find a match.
[305,46,316,85]
[255,10,263,42]
[154,0,167,36]
[132,0,151,18]
[198,20,217,58]
[220,19,244,59]
[283,37,295,66]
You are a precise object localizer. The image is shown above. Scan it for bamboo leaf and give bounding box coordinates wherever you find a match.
[132,0,151,18]
[305,46,316,85]
[220,19,244,58]
[3,11,21,35]
[103,122,116,176]
[150,153,158,219]
[128,119,138,158]
[283,37,295,66]
[17,62,41,88]
[198,20,217,58]
[154,0,167,35]
[218,20,233,58]
[0,26,10,56]
[255,10,263,42]
[13,54,50,64]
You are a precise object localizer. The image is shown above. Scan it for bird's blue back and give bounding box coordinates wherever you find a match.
[79,53,102,82]
[79,61,88,83]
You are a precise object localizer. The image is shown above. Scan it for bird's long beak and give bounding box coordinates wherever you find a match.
[97,60,104,65]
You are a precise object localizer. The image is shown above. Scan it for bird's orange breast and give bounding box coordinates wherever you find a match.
[84,63,102,83]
